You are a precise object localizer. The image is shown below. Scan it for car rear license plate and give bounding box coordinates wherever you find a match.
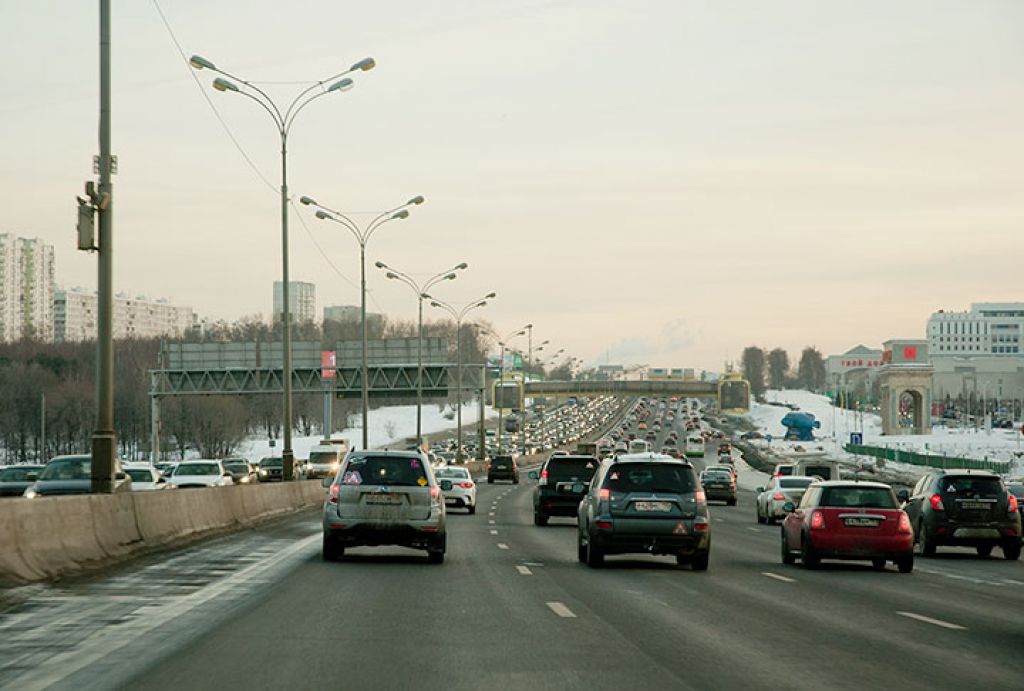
[844,517,880,528]
[709,484,727,489]
[366,493,402,505]
[959,501,988,510]
[635,501,672,512]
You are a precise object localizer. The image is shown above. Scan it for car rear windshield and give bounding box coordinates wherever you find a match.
[308,452,339,465]
[819,486,897,509]
[0,467,41,481]
[40,458,91,481]
[224,463,249,473]
[493,458,513,469]
[260,458,282,468]
[176,463,220,476]
[435,468,470,479]
[942,476,1003,497]
[702,471,731,481]
[779,478,814,489]
[343,456,429,487]
[547,457,599,479]
[776,466,794,475]
[605,463,695,494]
[126,469,153,482]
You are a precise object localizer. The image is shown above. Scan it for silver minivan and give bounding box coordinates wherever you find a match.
[322,450,448,563]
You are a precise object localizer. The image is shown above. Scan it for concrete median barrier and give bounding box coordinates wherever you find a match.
[0,480,327,586]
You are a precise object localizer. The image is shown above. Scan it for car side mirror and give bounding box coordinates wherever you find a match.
[528,471,538,480]
[157,477,166,484]
[115,471,126,480]
[896,489,910,504]
[783,502,796,513]
[321,477,333,489]
[756,487,765,493]
[440,480,453,491]
[26,473,38,481]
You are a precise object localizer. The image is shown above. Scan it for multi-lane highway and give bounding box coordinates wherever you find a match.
[1,403,1021,690]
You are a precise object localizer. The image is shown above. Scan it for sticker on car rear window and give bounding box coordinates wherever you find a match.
[417,476,427,487]
[343,471,362,485]
[410,459,421,469]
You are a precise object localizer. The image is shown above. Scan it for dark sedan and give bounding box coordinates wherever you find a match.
[23,455,132,498]
[700,469,737,505]
[0,464,45,497]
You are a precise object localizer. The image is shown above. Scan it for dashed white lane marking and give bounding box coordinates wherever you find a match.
[489,520,495,525]
[516,565,533,576]
[524,561,544,567]
[761,572,796,583]
[546,601,576,618]
[489,512,495,517]
[747,527,762,532]
[497,543,510,550]
[896,611,966,631]
[714,518,724,523]
[489,530,498,535]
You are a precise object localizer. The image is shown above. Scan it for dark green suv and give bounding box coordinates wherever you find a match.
[531,454,600,526]
[487,456,518,484]
[900,469,1021,560]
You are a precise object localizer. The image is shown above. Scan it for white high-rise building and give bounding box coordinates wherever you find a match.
[272,281,316,323]
[54,288,194,342]
[928,303,1024,357]
[0,234,55,342]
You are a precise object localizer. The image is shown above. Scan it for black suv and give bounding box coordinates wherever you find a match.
[577,454,710,570]
[488,456,518,484]
[901,469,1021,560]
[531,454,600,526]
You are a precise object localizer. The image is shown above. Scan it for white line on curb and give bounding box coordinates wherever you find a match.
[896,611,966,630]
[761,572,796,583]
[516,565,533,575]
[546,602,576,618]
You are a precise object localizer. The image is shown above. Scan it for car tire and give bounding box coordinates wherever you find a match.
[534,512,549,527]
[756,505,765,524]
[727,499,736,507]
[871,558,887,570]
[1003,541,1021,561]
[800,535,819,569]
[915,521,936,557]
[467,503,476,515]
[586,537,604,568]
[896,555,914,573]
[675,553,690,566]
[976,544,993,558]
[487,478,493,484]
[691,549,710,571]
[427,536,446,564]
[322,535,344,562]
[577,535,587,563]
[780,532,795,565]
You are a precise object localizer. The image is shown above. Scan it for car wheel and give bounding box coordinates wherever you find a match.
[915,521,936,557]
[871,558,887,570]
[577,534,587,563]
[976,544,993,558]
[487,478,493,484]
[322,535,344,562]
[534,512,549,527]
[756,505,765,524]
[800,536,819,569]
[586,537,604,568]
[896,555,914,573]
[1003,541,1021,561]
[780,531,795,565]
[675,553,690,566]
[467,503,476,515]
[727,499,736,507]
[427,536,446,564]
[691,549,710,571]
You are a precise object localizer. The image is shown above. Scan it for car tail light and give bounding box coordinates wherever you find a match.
[429,486,442,501]
[1008,495,1019,514]
[772,492,785,501]
[929,494,945,511]
[694,490,706,503]
[729,483,736,490]
[328,483,340,505]
[694,516,709,532]
[596,520,613,530]
[810,510,825,530]
[599,488,611,501]
[897,512,912,533]
[539,468,549,486]
[457,482,474,489]
[487,463,492,470]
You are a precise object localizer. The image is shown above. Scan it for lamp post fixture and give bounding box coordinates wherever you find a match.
[495,326,530,455]
[427,294,495,462]
[375,261,468,449]
[189,52,375,481]
[522,333,548,454]
[300,195,424,450]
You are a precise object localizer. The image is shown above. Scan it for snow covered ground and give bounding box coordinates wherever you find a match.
[745,389,1024,472]
[236,401,498,462]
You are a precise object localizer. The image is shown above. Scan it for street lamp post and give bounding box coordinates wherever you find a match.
[375,261,468,449]
[495,326,530,455]
[522,333,548,455]
[300,195,425,449]
[427,295,495,463]
[190,53,375,480]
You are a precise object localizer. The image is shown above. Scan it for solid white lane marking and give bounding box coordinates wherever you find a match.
[761,572,796,583]
[896,611,966,630]
[497,543,510,550]
[489,530,498,535]
[546,601,576,618]
[714,518,724,523]
[516,565,533,576]
[747,527,762,532]
[1004,579,1024,586]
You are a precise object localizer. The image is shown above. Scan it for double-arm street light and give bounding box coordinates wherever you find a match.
[375,261,469,448]
[300,194,425,449]
[496,326,530,455]
[189,53,376,481]
[427,294,495,462]
[523,334,548,454]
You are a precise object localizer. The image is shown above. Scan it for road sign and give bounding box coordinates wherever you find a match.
[850,432,863,446]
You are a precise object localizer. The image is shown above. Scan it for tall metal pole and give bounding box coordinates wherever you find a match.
[456,318,464,462]
[91,0,115,493]
[360,243,369,449]
[497,342,505,454]
[40,393,46,463]
[280,133,295,479]
[416,295,424,448]
[479,345,486,461]
[523,326,532,455]
[150,391,161,463]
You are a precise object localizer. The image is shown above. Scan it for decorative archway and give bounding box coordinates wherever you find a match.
[879,366,933,435]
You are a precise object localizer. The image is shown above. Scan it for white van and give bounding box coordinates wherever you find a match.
[305,439,350,479]
[793,458,840,481]
[628,439,652,455]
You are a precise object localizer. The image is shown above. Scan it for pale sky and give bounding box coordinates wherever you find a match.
[3,1,1023,371]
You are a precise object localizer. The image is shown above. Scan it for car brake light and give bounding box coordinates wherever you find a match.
[1008,495,1019,514]
[897,512,912,533]
[457,482,474,489]
[929,494,945,511]
[329,483,340,505]
[596,520,613,530]
[539,468,549,486]
[487,463,492,470]
[810,510,825,529]
[430,486,442,501]
[772,492,785,501]
[599,488,611,501]
[694,516,709,532]
[694,490,706,503]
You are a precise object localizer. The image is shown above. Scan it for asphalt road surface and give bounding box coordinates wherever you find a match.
[2,408,1021,690]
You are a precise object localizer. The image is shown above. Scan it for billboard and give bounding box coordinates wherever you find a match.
[494,381,523,411]
[487,353,523,371]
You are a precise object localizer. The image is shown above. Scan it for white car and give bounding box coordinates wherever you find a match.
[755,475,816,524]
[434,466,477,514]
[168,460,234,489]
[124,463,171,491]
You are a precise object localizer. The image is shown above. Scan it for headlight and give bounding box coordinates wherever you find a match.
[24,488,38,499]
[259,469,268,476]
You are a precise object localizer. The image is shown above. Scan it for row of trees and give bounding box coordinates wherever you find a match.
[0,313,535,464]
[741,345,827,401]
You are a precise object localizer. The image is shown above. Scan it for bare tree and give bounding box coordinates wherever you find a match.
[767,348,790,391]
[741,347,767,401]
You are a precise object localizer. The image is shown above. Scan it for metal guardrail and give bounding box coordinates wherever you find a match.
[844,444,1011,473]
